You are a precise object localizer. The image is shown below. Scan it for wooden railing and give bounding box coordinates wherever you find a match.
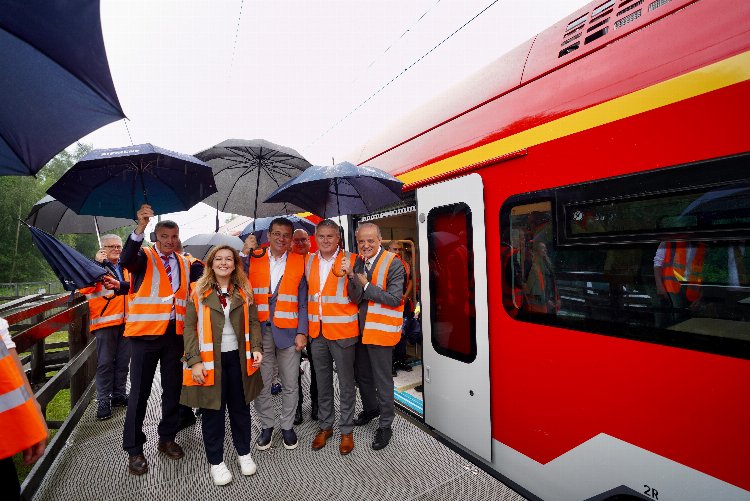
[1,293,95,500]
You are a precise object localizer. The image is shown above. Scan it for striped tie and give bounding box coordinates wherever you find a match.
[161,255,173,287]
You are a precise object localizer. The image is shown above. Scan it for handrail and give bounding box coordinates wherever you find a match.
[4,294,72,325]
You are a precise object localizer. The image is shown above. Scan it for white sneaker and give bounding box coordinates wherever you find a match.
[210,462,233,486]
[238,453,257,476]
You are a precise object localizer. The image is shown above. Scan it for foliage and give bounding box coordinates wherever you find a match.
[0,144,94,283]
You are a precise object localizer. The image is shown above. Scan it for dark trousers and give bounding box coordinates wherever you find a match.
[122,321,183,455]
[201,350,251,465]
[94,324,130,401]
[298,347,318,411]
[1,456,20,501]
[355,342,395,429]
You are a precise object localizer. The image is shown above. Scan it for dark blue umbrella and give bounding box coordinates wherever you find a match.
[0,0,125,176]
[47,143,217,219]
[264,161,404,217]
[182,233,243,261]
[24,223,108,292]
[239,214,316,243]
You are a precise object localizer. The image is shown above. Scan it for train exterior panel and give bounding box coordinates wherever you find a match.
[353,0,750,499]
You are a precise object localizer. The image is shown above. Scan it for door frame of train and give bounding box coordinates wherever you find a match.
[417,173,491,462]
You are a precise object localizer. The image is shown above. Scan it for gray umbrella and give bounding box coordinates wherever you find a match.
[25,195,134,243]
[195,139,311,222]
[182,233,244,261]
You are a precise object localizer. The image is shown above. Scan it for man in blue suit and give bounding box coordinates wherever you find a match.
[244,218,308,450]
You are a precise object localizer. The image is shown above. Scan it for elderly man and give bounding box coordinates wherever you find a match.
[346,222,405,450]
[306,220,359,454]
[80,234,131,421]
[246,217,308,450]
[115,204,203,475]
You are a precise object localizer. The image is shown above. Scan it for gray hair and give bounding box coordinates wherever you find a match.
[316,219,340,233]
[355,222,381,239]
[100,234,122,245]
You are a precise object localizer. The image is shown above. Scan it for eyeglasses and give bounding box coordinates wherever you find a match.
[270,231,292,239]
[103,245,122,249]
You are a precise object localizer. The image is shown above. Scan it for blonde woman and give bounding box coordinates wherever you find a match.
[181,245,263,486]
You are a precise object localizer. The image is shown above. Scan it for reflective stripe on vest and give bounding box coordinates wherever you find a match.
[182,289,257,386]
[125,247,189,337]
[662,242,705,301]
[305,251,359,340]
[0,342,47,459]
[248,253,305,328]
[362,251,404,346]
[81,268,130,331]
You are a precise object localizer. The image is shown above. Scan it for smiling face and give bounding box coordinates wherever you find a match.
[316,225,340,258]
[155,225,180,255]
[356,224,381,260]
[212,248,235,282]
[102,237,123,263]
[291,229,310,255]
[269,222,293,257]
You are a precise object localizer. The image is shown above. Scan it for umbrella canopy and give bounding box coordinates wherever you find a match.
[195,139,311,220]
[182,233,243,261]
[265,161,404,218]
[47,143,217,219]
[239,214,317,243]
[25,195,134,237]
[24,223,108,291]
[0,1,125,176]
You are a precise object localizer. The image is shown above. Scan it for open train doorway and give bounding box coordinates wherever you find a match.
[351,197,425,418]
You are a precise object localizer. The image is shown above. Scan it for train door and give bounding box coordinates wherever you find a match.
[417,173,491,461]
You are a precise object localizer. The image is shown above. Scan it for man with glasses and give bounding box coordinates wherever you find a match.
[80,234,131,421]
[247,218,308,450]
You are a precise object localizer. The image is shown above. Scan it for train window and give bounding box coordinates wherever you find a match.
[501,156,750,359]
[427,203,477,363]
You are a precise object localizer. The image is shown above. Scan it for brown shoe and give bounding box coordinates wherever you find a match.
[157,441,185,460]
[339,432,354,455]
[128,454,148,475]
[311,428,333,450]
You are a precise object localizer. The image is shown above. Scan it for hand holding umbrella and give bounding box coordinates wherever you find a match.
[135,203,154,237]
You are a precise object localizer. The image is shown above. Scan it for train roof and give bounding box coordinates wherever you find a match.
[350,0,698,171]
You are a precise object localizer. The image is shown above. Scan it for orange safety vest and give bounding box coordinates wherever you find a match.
[0,340,47,459]
[662,241,705,301]
[80,268,131,332]
[362,251,404,346]
[248,252,305,328]
[182,288,258,386]
[125,246,189,337]
[305,251,359,340]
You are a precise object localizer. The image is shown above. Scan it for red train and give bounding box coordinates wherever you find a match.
[347,0,750,499]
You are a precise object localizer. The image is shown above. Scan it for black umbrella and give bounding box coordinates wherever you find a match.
[25,195,134,244]
[47,143,217,219]
[24,223,108,292]
[265,161,404,218]
[239,215,316,243]
[0,0,125,176]
[182,233,244,261]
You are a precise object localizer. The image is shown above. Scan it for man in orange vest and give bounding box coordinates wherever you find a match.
[115,204,204,475]
[1,317,48,500]
[246,217,308,451]
[346,222,405,450]
[79,234,131,421]
[306,219,359,454]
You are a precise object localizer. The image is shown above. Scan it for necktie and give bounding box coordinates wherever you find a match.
[161,255,173,287]
[365,260,372,273]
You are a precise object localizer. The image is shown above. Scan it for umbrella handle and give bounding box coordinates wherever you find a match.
[331,267,347,277]
[250,247,267,259]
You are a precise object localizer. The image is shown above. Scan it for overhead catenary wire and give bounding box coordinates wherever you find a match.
[229,0,246,78]
[308,0,501,147]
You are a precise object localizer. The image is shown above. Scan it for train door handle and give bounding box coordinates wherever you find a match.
[425,365,431,383]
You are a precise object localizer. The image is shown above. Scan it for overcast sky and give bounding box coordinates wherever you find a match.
[82,0,590,238]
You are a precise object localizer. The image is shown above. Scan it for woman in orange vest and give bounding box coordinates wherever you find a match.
[0,317,48,500]
[181,245,263,486]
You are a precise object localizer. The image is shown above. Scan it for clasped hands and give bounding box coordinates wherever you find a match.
[340,255,368,287]
[191,351,263,384]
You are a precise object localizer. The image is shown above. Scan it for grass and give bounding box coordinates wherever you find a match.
[13,331,73,483]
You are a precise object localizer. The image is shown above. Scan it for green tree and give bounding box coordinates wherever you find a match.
[0,144,93,284]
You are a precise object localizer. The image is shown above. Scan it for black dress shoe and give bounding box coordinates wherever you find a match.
[128,454,148,475]
[371,427,392,450]
[311,402,318,421]
[294,407,303,425]
[353,410,379,426]
[157,441,185,460]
